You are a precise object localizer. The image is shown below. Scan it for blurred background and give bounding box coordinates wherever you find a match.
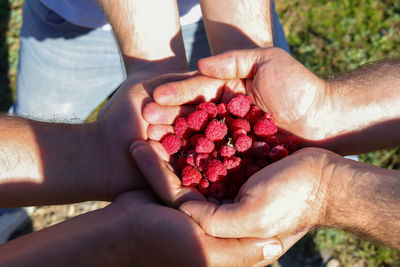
[1,0,399,266]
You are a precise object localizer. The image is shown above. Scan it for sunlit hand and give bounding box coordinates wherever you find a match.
[178,148,335,239]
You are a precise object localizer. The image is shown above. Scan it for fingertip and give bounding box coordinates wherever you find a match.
[153,84,176,105]
[129,140,149,155]
[148,124,174,141]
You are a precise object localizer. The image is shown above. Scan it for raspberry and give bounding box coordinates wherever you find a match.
[205,120,228,141]
[250,141,270,158]
[197,102,218,119]
[181,166,202,187]
[195,153,211,172]
[235,135,253,152]
[245,105,263,125]
[263,136,280,147]
[209,182,227,200]
[190,134,203,147]
[254,115,278,137]
[198,179,210,195]
[227,95,251,118]
[283,135,301,152]
[173,117,191,139]
[223,156,241,172]
[161,134,181,155]
[220,145,236,158]
[166,94,298,200]
[217,103,229,118]
[269,145,289,162]
[185,150,196,166]
[206,159,227,182]
[232,129,247,142]
[195,137,215,154]
[229,118,251,133]
[187,110,209,131]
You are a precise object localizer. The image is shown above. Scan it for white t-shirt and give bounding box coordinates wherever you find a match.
[40,0,202,28]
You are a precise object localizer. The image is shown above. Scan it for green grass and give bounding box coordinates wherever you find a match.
[2,0,400,265]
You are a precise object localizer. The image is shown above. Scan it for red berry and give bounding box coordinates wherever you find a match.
[232,129,247,142]
[283,135,301,153]
[196,137,215,154]
[185,150,196,166]
[255,158,269,168]
[223,156,242,172]
[187,110,209,131]
[198,179,210,195]
[269,145,289,162]
[217,103,229,118]
[227,95,251,118]
[190,134,203,147]
[205,120,228,141]
[220,145,236,158]
[235,135,253,152]
[263,136,280,147]
[161,134,181,155]
[254,115,278,137]
[195,153,211,172]
[181,166,202,187]
[197,102,218,119]
[173,117,191,139]
[250,141,270,158]
[245,105,264,125]
[229,118,251,133]
[209,182,227,200]
[206,159,227,182]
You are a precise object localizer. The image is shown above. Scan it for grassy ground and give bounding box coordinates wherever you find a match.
[1,0,400,265]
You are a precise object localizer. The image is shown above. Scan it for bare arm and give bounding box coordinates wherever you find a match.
[0,116,107,207]
[323,155,400,249]
[97,0,189,76]
[199,0,274,54]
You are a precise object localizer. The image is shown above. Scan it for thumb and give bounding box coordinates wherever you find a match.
[198,48,265,79]
[180,200,256,238]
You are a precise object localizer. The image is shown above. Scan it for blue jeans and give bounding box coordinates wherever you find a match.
[14,0,290,122]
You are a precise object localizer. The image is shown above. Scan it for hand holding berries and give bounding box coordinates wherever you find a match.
[160,95,300,200]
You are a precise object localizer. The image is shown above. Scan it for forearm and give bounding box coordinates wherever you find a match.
[97,0,188,75]
[199,0,273,54]
[308,59,400,154]
[0,202,134,266]
[323,157,400,249]
[0,116,107,207]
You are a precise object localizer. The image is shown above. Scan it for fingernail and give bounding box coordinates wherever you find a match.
[262,239,282,259]
[129,140,148,154]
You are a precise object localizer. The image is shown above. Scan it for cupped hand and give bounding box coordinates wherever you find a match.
[144,48,331,144]
[127,141,310,266]
[179,147,337,239]
[95,71,194,201]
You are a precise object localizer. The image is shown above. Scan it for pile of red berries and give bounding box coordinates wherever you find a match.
[161,95,300,199]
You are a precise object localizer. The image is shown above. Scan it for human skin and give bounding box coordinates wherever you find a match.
[179,147,400,250]
[199,0,274,54]
[0,190,290,267]
[144,48,400,156]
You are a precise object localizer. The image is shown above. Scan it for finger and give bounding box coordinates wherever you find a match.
[153,74,232,106]
[130,140,205,208]
[143,101,194,124]
[179,200,256,238]
[207,236,283,267]
[252,229,309,267]
[98,72,197,119]
[147,140,170,162]
[147,124,173,141]
[198,48,273,79]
